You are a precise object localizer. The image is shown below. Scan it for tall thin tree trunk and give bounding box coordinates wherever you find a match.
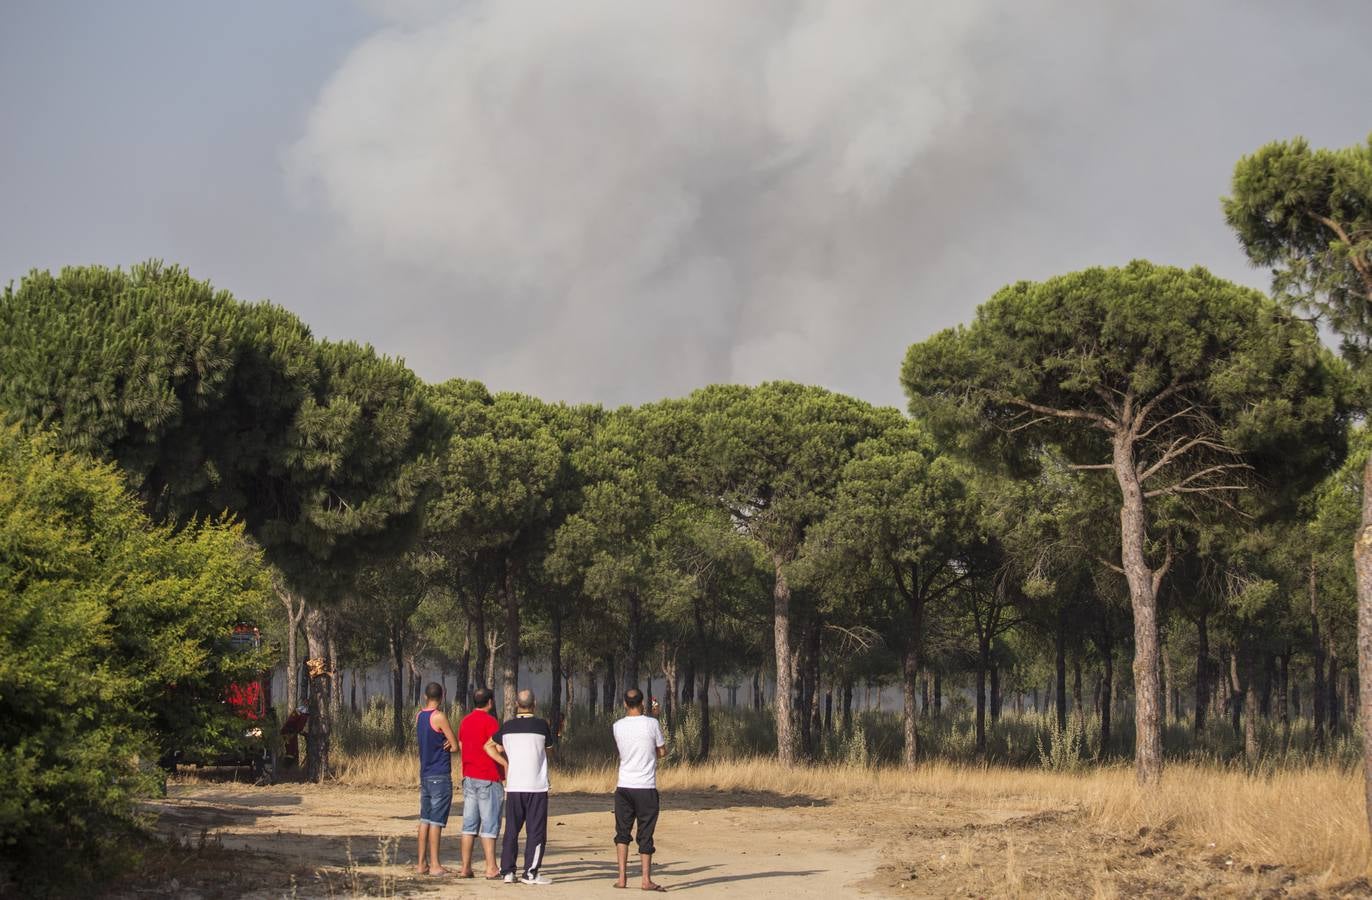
[1242,651,1260,764]
[1072,655,1083,720]
[772,554,799,766]
[975,638,989,754]
[587,665,598,720]
[390,627,406,750]
[1312,557,1327,748]
[603,655,616,711]
[824,688,833,736]
[454,616,472,713]
[1190,611,1212,740]
[1278,650,1292,744]
[502,559,519,719]
[1163,650,1176,724]
[473,595,488,690]
[1328,643,1341,734]
[841,677,853,734]
[753,669,763,711]
[485,627,499,695]
[1114,433,1164,786]
[304,606,333,783]
[626,591,642,694]
[662,652,677,733]
[1100,642,1114,756]
[990,663,1002,724]
[549,603,563,738]
[807,624,822,757]
[327,625,342,724]
[1228,651,1243,737]
[698,665,712,761]
[278,586,306,716]
[934,672,942,714]
[1055,613,1068,732]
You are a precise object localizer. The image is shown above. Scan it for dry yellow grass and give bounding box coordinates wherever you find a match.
[324,751,1370,879]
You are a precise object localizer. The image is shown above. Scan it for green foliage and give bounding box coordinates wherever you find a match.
[1224,134,1372,367]
[0,427,268,888]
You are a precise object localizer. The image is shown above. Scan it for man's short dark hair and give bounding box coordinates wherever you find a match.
[624,688,644,709]
[472,687,494,710]
[424,682,444,701]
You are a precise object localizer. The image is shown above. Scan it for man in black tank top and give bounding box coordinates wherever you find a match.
[416,682,457,876]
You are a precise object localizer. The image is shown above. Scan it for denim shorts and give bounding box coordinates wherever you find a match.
[419,774,453,828]
[461,777,504,838]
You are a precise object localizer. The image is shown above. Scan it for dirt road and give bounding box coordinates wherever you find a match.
[129,780,1368,898]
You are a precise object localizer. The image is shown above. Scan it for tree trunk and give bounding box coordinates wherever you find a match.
[603,655,617,711]
[549,603,563,738]
[1227,651,1242,737]
[934,672,942,714]
[1311,557,1327,748]
[1072,654,1083,720]
[807,625,822,757]
[278,586,306,716]
[1113,433,1165,786]
[662,653,678,733]
[1355,454,1372,835]
[625,591,643,694]
[841,676,854,733]
[990,663,1002,724]
[454,618,471,714]
[975,638,989,754]
[1163,651,1176,724]
[389,626,406,750]
[901,645,920,767]
[1055,613,1068,732]
[1195,613,1209,736]
[327,625,342,724]
[587,665,598,720]
[1278,649,1292,744]
[473,594,488,690]
[1242,651,1260,764]
[565,661,576,731]
[753,669,763,711]
[304,606,333,783]
[485,622,499,697]
[1100,642,1114,756]
[921,671,932,717]
[502,559,519,720]
[1328,643,1341,734]
[350,669,358,714]
[698,665,712,762]
[824,688,833,736]
[772,554,799,766]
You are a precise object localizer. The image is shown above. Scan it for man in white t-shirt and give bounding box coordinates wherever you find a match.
[611,688,667,892]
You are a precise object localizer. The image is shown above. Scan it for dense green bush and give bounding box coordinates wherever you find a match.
[0,427,269,890]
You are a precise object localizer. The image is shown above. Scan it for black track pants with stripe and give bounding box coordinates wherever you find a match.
[501,791,548,878]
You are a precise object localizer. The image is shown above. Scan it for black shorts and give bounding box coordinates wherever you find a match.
[613,787,660,855]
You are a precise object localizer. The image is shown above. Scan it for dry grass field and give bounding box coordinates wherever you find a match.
[130,753,1371,898]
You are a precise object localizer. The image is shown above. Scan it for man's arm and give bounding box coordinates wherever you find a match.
[432,709,459,753]
[484,738,509,770]
[655,722,668,759]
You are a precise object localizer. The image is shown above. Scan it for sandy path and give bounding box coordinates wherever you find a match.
[145,784,884,898]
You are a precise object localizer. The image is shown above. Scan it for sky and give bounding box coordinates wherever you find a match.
[2,1,1369,408]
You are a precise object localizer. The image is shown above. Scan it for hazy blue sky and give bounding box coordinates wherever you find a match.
[3,1,1369,407]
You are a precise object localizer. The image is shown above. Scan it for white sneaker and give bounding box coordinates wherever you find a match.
[502,872,516,883]
[521,873,553,885]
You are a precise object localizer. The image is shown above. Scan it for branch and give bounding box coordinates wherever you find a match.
[1151,540,1175,596]
[1128,378,1194,440]
[1145,463,1252,497]
[1134,404,1197,442]
[1311,213,1372,289]
[1146,484,1248,498]
[991,393,1117,431]
[1096,556,1125,576]
[1138,436,1239,482]
[1067,463,1115,471]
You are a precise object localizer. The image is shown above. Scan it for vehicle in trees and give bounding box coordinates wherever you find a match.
[158,624,278,784]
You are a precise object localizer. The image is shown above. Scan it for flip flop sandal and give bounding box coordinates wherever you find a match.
[643,886,668,892]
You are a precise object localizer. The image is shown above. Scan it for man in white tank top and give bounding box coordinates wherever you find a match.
[611,688,667,891]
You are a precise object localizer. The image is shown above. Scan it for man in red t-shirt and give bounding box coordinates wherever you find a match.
[458,687,506,879]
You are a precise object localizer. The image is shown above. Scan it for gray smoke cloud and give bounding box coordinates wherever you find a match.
[288,0,1371,406]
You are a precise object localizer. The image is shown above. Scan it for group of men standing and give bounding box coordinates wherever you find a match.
[415,682,667,891]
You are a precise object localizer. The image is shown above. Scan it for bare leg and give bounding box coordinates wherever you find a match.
[481,836,500,878]
[416,823,430,874]
[460,833,476,876]
[615,842,629,887]
[428,826,448,875]
[641,853,661,890]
